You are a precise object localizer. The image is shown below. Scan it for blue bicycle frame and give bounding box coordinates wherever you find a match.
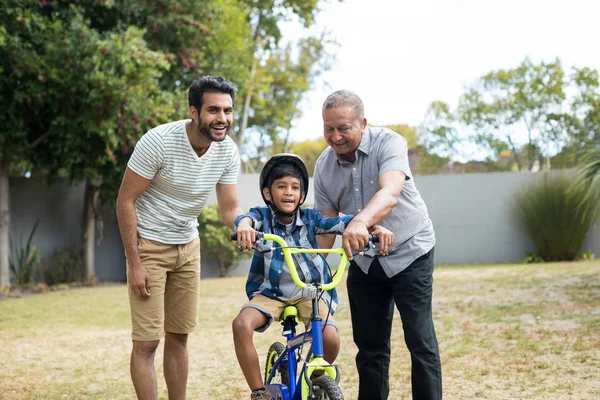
[259,233,348,400]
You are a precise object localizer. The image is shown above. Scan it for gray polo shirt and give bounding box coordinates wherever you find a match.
[313,126,435,277]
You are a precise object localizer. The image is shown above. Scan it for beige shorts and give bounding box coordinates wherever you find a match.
[243,294,337,333]
[127,236,200,341]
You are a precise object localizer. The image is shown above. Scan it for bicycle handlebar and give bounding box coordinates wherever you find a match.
[230,231,379,290]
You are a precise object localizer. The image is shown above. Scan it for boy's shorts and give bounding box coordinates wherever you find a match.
[127,236,201,341]
[242,294,337,333]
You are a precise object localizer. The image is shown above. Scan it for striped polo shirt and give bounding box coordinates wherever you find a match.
[128,119,240,244]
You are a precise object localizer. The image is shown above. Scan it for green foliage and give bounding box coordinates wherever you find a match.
[522,251,545,264]
[289,138,328,175]
[9,218,41,287]
[513,173,597,261]
[243,33,335,164]
[198,204,248,277]
[421,58,600,170]
[572,145,600,222]
[43,246,85,285]
[577,250,596,261]
[384,124,418,149]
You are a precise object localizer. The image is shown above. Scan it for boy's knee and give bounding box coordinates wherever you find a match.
[232,314,254,337]
[323,325,340,344]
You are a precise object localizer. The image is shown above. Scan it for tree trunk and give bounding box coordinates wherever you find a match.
[83,182,99,283]
[0,159,10,287]
[235,60,257,148]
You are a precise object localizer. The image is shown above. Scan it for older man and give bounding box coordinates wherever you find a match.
[313,90,442,400]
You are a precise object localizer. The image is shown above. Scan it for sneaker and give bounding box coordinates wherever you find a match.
[251,388,274,400]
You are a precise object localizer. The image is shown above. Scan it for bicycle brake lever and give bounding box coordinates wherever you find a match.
[359,242,378,257]
[253,241,273,254]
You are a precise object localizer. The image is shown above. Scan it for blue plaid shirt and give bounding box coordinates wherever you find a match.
[234,207,353,314]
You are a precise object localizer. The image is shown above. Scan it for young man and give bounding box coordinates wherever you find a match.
[233,153,393,400]
[116,76,245,400]
[313,90,442,400]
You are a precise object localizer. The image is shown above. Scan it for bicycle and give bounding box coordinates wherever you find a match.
[231,231,379,400]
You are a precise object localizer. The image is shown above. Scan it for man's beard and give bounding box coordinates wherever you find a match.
[198,122,230,142]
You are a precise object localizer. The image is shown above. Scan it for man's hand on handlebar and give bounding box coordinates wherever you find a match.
[370,225,394,256]
[341,220,370,260]
[236,216,256,252]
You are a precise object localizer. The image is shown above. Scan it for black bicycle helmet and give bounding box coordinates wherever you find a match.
[259,153,309,212]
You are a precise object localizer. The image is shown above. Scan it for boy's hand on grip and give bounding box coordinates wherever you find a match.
[236,216,256,252]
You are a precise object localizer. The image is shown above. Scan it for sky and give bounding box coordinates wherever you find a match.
[283,0,600,143]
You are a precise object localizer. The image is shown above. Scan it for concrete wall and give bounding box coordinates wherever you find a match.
[8,171,600,282]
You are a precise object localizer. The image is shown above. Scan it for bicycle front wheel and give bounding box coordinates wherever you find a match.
[311,375,344,400]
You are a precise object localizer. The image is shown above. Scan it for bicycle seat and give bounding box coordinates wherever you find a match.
[282,306,298,320]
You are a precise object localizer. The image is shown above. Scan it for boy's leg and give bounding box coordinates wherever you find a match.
[128,237,177,400]
[163,237,201,400]
[232,295,283,390]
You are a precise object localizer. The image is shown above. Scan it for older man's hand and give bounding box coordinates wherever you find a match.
[342,219,370,260]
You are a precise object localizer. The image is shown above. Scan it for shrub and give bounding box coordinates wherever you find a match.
[43,246,85,285]
[513,173,598,261]
[9,219,42,287]
[522,251,544,264]
[198,204,248,277]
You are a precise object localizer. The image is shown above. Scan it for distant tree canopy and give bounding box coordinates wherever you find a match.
[420,58,600,171]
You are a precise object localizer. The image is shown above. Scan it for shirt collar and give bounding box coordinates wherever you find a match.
[270,208,305,229]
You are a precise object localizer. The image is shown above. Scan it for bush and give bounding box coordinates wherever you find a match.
[198,204,248,277]
[43,246,85,285]
[9,219,42,287]
[522,251,544,264]
[513,173,598,261]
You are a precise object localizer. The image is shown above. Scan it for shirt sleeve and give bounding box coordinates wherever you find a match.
[234,207,264,231]
[127,129,165,179]
[313,157,337,211]
[379,132,412,180]
[306,208,353,235]
[218,141,241,184]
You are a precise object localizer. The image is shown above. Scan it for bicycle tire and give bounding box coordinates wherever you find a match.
[264,342,289,386]
[311,374,344,400]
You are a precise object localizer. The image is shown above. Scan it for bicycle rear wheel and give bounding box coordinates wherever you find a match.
[264,342,289,386]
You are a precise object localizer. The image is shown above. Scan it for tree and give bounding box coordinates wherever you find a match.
[289,138,328,176]
[233,0,338,151]
[244,34,334,169]
[420,58,585,171]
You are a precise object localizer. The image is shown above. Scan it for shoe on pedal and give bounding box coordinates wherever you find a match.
[251,388,274,400]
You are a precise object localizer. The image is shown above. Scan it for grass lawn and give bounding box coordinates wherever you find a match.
[1,260,599,399]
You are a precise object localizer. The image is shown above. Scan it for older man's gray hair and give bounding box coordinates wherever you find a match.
[322,90,365,119]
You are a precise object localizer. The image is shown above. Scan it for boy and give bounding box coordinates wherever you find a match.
[233,153,393,400]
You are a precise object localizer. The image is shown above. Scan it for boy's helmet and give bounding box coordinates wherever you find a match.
[259,153,309,208]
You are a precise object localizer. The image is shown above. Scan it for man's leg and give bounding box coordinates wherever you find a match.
[164,333,188,400]
[347,260,394,400]
[392,249,442,400]
[128,238,174,400]
[163,237,201,399]
[131,340,160,400]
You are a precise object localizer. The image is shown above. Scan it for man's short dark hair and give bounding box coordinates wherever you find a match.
[188,76,238,111]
